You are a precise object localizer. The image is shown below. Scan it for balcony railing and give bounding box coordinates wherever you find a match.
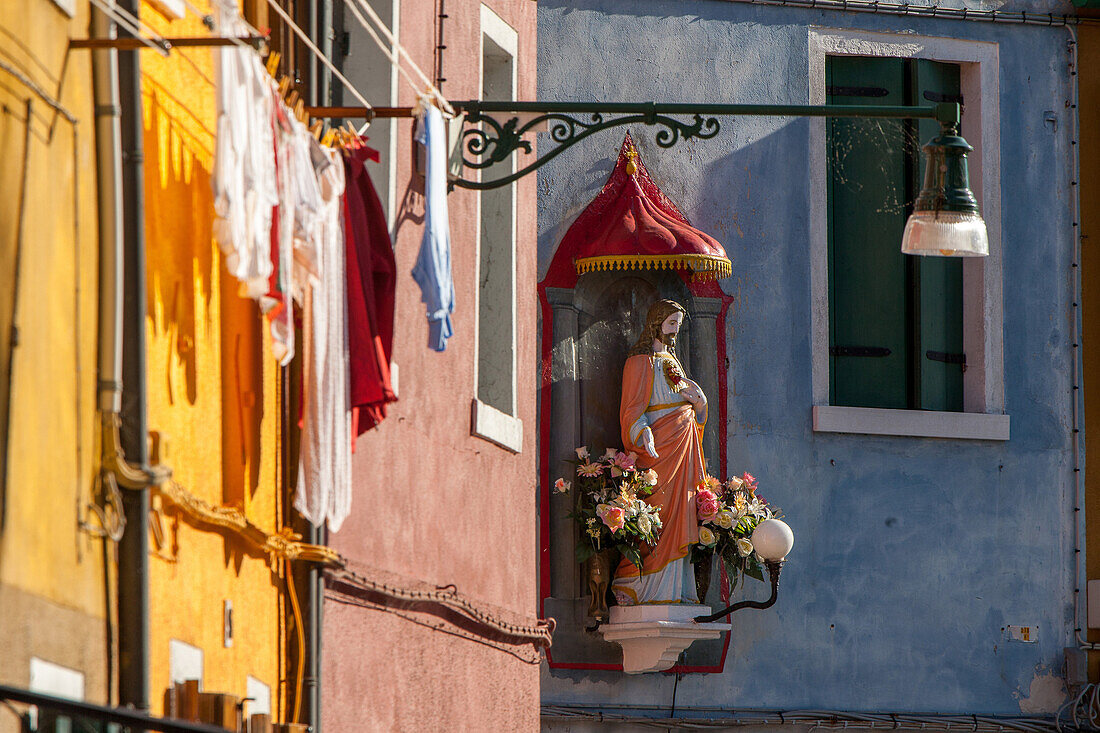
[0,684,232,733]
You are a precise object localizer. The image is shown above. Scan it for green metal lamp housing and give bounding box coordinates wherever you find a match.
[901,126,989,257]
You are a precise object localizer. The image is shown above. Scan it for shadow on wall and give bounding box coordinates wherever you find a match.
[142,87,266,513]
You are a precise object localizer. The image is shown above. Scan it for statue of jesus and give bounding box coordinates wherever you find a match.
[612,299,708,606]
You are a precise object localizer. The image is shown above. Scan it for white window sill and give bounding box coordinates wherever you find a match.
[471,398,523,453]
[812,406,1010,441]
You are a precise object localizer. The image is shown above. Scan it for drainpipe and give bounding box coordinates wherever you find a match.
[294,12,335,726]
[91,0,168,713]
[302,12,326,725]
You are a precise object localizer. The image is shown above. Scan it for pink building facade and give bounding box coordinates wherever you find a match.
[321,1,542,729]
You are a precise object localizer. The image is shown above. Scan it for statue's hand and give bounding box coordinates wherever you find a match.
[641,428,659,459]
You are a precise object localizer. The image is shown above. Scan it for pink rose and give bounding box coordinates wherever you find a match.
[597,504,626,533]
[613,451,637,471]
[696,488,720,521]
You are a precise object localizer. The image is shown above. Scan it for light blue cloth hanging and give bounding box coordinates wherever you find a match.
[412,104,455,351]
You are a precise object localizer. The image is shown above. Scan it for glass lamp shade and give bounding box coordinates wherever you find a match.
[901,127,989,258]
[751,518,794,562]
[901,209,988,257]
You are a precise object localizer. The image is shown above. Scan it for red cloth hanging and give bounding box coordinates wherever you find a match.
[342,144,397,435]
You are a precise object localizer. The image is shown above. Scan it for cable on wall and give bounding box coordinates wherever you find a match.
[717,0,1100,27]
[325,565,554,660]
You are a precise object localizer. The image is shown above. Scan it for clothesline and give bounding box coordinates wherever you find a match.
[339,0,454,117]
[261,0,373,111]
[87,0,170,55]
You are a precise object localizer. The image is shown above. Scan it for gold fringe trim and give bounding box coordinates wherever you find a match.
[156,480,346,568]
[575,254,732,280]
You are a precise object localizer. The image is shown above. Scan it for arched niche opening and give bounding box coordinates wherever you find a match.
[537,135,733,671]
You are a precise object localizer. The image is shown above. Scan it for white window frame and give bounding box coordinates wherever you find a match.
[808,28,1008,441]
[471,4,522,453]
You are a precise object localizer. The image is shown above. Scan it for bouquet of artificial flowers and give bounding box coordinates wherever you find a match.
[555,446,664,569]
[691,472,780,592]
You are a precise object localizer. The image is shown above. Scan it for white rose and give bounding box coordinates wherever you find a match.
[736,538,754,557]
[716,510,735,530]
[642,469,658,486]
[698,526,717,547]
[637,513,653,536]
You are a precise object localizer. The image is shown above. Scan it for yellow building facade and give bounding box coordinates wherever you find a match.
[2,1,306,728]
[139,0,289,724]
[0,0,109,714]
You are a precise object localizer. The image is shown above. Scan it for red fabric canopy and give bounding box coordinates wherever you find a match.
[544,134,730,288]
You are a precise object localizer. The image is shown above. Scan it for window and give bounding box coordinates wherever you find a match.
[340,0,399,228]
[827,56,964,412]
[471,5,522,452]
[808,30,1008,440]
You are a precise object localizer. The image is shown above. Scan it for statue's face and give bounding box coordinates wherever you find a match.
[659,312,683,346]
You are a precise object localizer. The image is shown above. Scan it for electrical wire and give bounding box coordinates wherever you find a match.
[285,560,306,725]
[1064,26,1096,657]
[543,705,1061,732]
[261,0,372,110]
[326,566,555,649]
[718,0,1099,27]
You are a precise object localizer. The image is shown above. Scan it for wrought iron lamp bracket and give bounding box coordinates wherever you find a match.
[451,101,960,191]
[455,105,720,191]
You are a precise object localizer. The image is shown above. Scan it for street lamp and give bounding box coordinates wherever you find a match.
[694,518,794,623]
[901,124,989,257]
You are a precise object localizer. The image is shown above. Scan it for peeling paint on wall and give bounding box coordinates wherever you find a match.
[1016,669,1067,714]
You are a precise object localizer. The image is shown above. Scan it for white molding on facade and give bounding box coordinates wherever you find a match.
[386,0,401,236]
[474,5,520,418]
[472,398,523,453]
[168,639,204,686]
[147,0,185,19]
[480,4,519,59]
[29,658,85,701]
[812,405,1010,441]
[807,28,1005,427]
[50,0,76,18]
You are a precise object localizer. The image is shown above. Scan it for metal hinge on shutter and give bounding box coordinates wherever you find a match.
[830,346,892,358]
[922,90,964,105]
[926,350,967,371]
[826,86,889,98]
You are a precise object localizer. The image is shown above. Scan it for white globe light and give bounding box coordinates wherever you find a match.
[751,518,794,562]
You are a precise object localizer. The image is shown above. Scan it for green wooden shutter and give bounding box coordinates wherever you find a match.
[827,57,910,409]
[914,60,965,411]
[827,56,964,411]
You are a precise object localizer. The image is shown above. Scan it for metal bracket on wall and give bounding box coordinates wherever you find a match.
[303,100,960,191]
[454,101,959,191]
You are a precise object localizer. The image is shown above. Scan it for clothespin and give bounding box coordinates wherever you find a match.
[343,122,360,149]
[321,128,336,148]
[310,120,324,141]
[286,89,300,109]
[264,51,281,77]
[277,76,291,97]
[294,99,307,125]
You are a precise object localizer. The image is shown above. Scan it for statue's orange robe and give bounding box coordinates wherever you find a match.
[614,354,703,588]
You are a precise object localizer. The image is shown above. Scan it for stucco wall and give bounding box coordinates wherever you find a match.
[0,0,108,707]
[322,0,542,730]
[538,0,1076,716]
[140,0,283,718]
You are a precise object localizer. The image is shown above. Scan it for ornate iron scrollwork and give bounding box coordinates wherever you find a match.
[453,110,720,191]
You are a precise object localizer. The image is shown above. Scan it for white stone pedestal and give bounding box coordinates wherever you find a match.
[600,604,731,673]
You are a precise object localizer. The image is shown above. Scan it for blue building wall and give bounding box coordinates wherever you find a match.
[537,0,1079,716]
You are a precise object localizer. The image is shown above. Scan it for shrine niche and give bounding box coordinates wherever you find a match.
[539,135,735,671]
